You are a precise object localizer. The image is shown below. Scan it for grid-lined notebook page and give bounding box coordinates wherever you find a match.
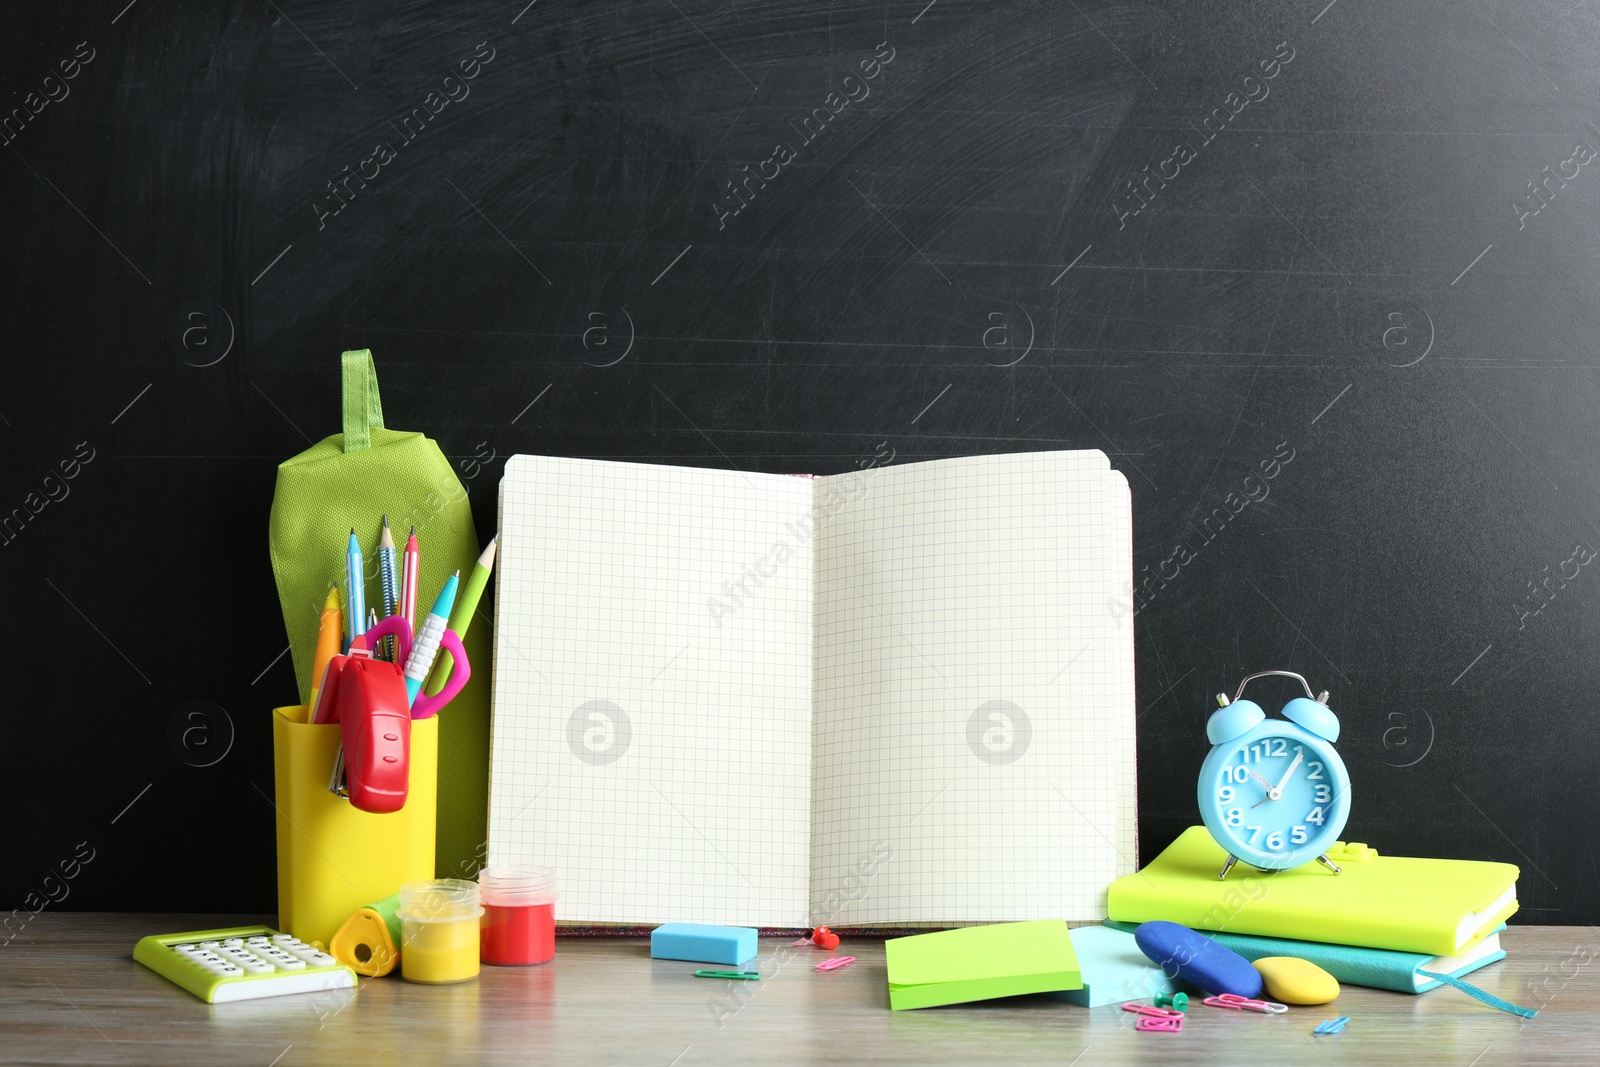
[489,455,814,926]
[810,451,1137,925]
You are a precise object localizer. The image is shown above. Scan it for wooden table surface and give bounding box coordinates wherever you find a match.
[2,915,1595,1066]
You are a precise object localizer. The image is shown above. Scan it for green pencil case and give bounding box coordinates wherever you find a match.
[267,349,492,881]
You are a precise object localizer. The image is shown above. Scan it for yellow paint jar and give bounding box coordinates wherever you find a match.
[399,879,483,984]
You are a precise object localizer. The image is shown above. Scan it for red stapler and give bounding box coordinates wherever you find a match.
[334,655,413,814]
[307,617,468,814]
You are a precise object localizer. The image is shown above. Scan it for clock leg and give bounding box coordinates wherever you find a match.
[1315,853,1342,874]
[1218,855,1238,880]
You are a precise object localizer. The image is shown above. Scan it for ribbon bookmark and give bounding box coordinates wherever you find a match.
[1416,970,1538,1018]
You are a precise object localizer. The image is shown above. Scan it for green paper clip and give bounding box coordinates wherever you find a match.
[694,969,760,980]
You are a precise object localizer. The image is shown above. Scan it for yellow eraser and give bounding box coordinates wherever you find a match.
[1253,956,1340,1005]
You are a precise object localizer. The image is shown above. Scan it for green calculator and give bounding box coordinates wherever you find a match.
[134,925,357,1003]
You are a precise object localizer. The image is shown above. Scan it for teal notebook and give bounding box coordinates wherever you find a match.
[1104,921,1507,994]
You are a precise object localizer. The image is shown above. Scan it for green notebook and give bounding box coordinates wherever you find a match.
[885,921,1081,1010]
[1107,827,1519,957]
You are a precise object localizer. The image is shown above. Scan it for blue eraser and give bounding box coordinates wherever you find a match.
[1134,921,1262,999]
[650,923,758,966]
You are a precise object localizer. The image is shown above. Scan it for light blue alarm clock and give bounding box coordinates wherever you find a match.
[1197,671,1351,878]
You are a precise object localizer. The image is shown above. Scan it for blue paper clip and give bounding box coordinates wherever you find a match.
[1313,1017,1351,1035]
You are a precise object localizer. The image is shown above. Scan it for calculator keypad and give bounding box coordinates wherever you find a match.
[172,933,337,976]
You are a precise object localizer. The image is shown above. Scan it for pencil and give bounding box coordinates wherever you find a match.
[306,586,342,721]
[378,515,401,661]
[424,533,497,697]
[345,529,366,652]
[401,525,420,635]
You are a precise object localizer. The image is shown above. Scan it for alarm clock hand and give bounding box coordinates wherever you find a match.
[1269,752,1304,798]
[1244,768,1276,806]
[1246,755,1304,808]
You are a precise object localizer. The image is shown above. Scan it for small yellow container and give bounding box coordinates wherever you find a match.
[400,879,482,984]
[272,706,437,947]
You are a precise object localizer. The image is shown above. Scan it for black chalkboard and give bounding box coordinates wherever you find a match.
[4,0,1596,923]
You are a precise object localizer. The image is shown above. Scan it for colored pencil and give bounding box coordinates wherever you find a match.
[424,533,497,696]
[345,528,365,652]
[377,515,401,661]
[306,586,342,721]
[400,525,420,635]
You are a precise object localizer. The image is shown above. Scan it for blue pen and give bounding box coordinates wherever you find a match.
[345,528,366,652]
[403,572,458,706]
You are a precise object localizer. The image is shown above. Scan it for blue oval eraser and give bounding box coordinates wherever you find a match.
[1134,921,1263,999]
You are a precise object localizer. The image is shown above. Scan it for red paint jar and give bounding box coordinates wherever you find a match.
[478,865,556,966]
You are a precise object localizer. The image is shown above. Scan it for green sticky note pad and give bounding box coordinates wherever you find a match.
[885,920,1081,1010]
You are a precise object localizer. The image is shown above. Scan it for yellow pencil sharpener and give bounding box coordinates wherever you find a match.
[330,893,403,977]
[399,879,482,984]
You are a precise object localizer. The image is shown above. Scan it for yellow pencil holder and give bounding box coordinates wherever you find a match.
[272,706,437,947]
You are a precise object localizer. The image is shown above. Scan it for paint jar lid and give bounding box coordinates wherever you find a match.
[400,879,483,922]
[478,864,557,907]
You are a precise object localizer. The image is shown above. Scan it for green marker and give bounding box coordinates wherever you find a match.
[424,533,497,696]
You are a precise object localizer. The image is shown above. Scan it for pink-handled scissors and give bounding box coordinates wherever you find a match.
[357,615,471,719]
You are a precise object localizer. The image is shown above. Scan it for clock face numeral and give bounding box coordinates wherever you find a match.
[1239,738,1290,762]
[1212,737,1337,856]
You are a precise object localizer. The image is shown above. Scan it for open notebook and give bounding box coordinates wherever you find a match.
[487,450,1136,927]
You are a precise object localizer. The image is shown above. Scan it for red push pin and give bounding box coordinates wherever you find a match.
[811,926,841,950]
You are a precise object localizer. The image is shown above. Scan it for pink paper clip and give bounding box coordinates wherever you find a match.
[1202,994,1288,1014]
[1136,1015,1183,1032]
[1122,1003,1183,1019]
[815,956,855,971]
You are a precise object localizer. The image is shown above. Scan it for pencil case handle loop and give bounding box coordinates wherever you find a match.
[341,349,385,452]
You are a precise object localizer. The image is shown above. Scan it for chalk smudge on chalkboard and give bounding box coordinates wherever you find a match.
[312,41,497,231]
[1,41,97,147]
[712,42,898,230]
[1110,40,1295,232]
